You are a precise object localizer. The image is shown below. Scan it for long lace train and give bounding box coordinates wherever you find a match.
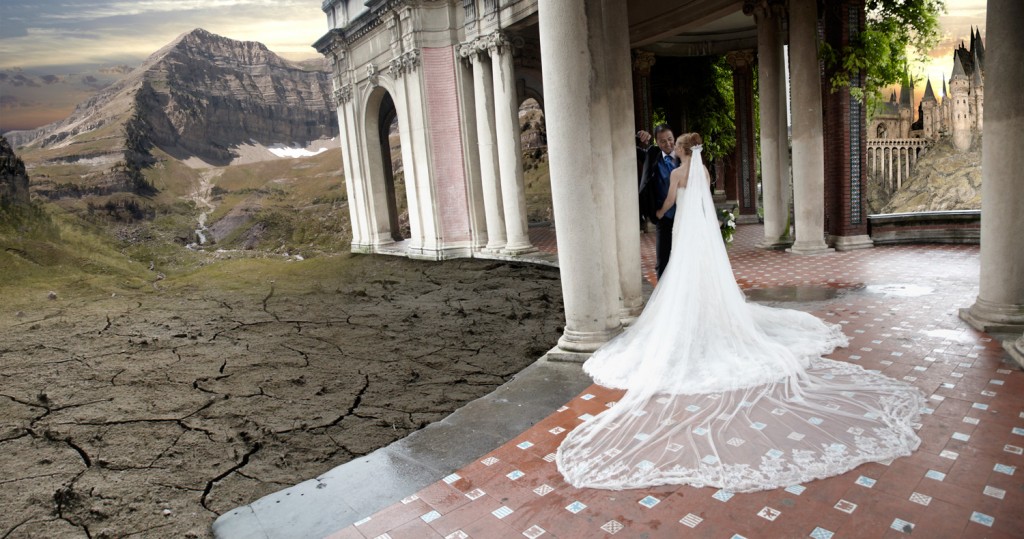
[556,146,924,492]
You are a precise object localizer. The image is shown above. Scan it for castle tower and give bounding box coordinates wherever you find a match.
[950,52,972,150]
[898,71,913,138]
[921,78,938,140]
[941,75,952,134]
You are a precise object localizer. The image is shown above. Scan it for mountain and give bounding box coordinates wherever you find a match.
[8,28,338,167]
[0,136,30,206]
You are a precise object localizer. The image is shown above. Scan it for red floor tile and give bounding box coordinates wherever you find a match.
[321,224,1023,539]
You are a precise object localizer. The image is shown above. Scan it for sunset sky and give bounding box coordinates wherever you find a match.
[0,0,988,133]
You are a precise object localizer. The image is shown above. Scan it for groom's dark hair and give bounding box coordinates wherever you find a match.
[653,124,673,137]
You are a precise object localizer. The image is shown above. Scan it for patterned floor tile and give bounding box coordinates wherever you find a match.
[319,226,1023,539]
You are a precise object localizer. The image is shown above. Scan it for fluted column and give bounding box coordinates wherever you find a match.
[786,0,832,255]
[750,1,790,248]
[961,0,1024,334]
[539,0,623,355]
[468,51,507,252]
[490,34,535,254]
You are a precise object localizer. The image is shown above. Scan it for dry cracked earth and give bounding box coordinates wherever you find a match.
[0,256,564,538]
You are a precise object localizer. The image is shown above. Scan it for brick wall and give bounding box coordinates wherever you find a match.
[422,47,472,243]
[821,0,869,239]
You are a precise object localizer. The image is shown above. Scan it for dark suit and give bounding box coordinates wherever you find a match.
[637,146,677,278]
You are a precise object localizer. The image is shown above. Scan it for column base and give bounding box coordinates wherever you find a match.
[737,214,761,225]
[757,237,793,250]
[549,326,622,361]
[832,234,874,251]
[545,345,592,363]
[959,297,1024,334]
[713,190,727,203]
[1002,334,1024,370]
[786,241,834,255]
[482,243,507,255]
[502,243,537,256]
[618,304,643,327]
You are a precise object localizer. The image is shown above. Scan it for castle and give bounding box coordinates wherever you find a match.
[869,28,985,151]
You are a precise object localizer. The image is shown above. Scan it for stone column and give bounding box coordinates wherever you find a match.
[539,0,623,355]
[727,50,759,224]
[454,45,488,251]
[777,42,793,242]
[603,0,643,322]
[786,0,833,255]
[469,50,507,252]
[960,0,1024,334]
[749,1,790,248]
[490,33,535,254]
[632,51,656,135]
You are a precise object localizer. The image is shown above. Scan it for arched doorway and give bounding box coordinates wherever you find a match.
[377,93,404,241]
[519,97,552,225]
[365,87,411,245]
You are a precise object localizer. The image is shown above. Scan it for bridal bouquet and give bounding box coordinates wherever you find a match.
[719,208,736,245]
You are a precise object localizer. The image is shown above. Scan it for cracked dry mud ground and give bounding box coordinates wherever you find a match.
[0,256,564,538]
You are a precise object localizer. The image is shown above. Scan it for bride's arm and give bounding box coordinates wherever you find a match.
[656,168,683,219]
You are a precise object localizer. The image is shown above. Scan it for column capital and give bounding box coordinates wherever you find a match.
[632,50,657,76]
[743,0,786,19]
[484,30,523,56]
[725,49,756,70]
[386,49,421,79]
[333,84,353,106]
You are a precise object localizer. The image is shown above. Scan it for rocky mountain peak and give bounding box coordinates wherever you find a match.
[157,28,285,70]
[10,29,337,167]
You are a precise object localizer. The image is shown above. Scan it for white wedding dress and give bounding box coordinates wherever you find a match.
[556,147,924,492]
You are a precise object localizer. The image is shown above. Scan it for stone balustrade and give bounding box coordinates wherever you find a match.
[866,138,931,192]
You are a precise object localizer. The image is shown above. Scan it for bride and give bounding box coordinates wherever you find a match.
[556,133,924,492]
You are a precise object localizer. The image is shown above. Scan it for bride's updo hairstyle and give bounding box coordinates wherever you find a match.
[675,132,703,156]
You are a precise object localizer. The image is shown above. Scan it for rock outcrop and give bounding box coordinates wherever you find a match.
[10,29,338,167]
[878,136,982,214]
[0,136,30,206]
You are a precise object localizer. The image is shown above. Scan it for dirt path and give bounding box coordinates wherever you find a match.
[0,256,564,538]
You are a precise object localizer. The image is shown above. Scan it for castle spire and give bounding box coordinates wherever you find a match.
[923,78,936,102]
[951,52,967,80]
[899,67,913,107]
[974,29,985,69]
[972,49,984,86]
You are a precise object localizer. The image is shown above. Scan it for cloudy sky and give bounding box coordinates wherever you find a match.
[0,0,327,131]
[0,0,988,133]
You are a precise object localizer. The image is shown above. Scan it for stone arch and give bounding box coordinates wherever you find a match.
[362,82,412,245]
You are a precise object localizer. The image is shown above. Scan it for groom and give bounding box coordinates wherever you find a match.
[637,124,678,279]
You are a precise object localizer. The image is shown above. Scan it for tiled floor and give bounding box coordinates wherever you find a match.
[327,224,1023,539]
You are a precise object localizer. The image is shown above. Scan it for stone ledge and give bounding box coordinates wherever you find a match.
[868,210,980,245]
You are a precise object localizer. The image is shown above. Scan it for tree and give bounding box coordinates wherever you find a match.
[821,0,945,111]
